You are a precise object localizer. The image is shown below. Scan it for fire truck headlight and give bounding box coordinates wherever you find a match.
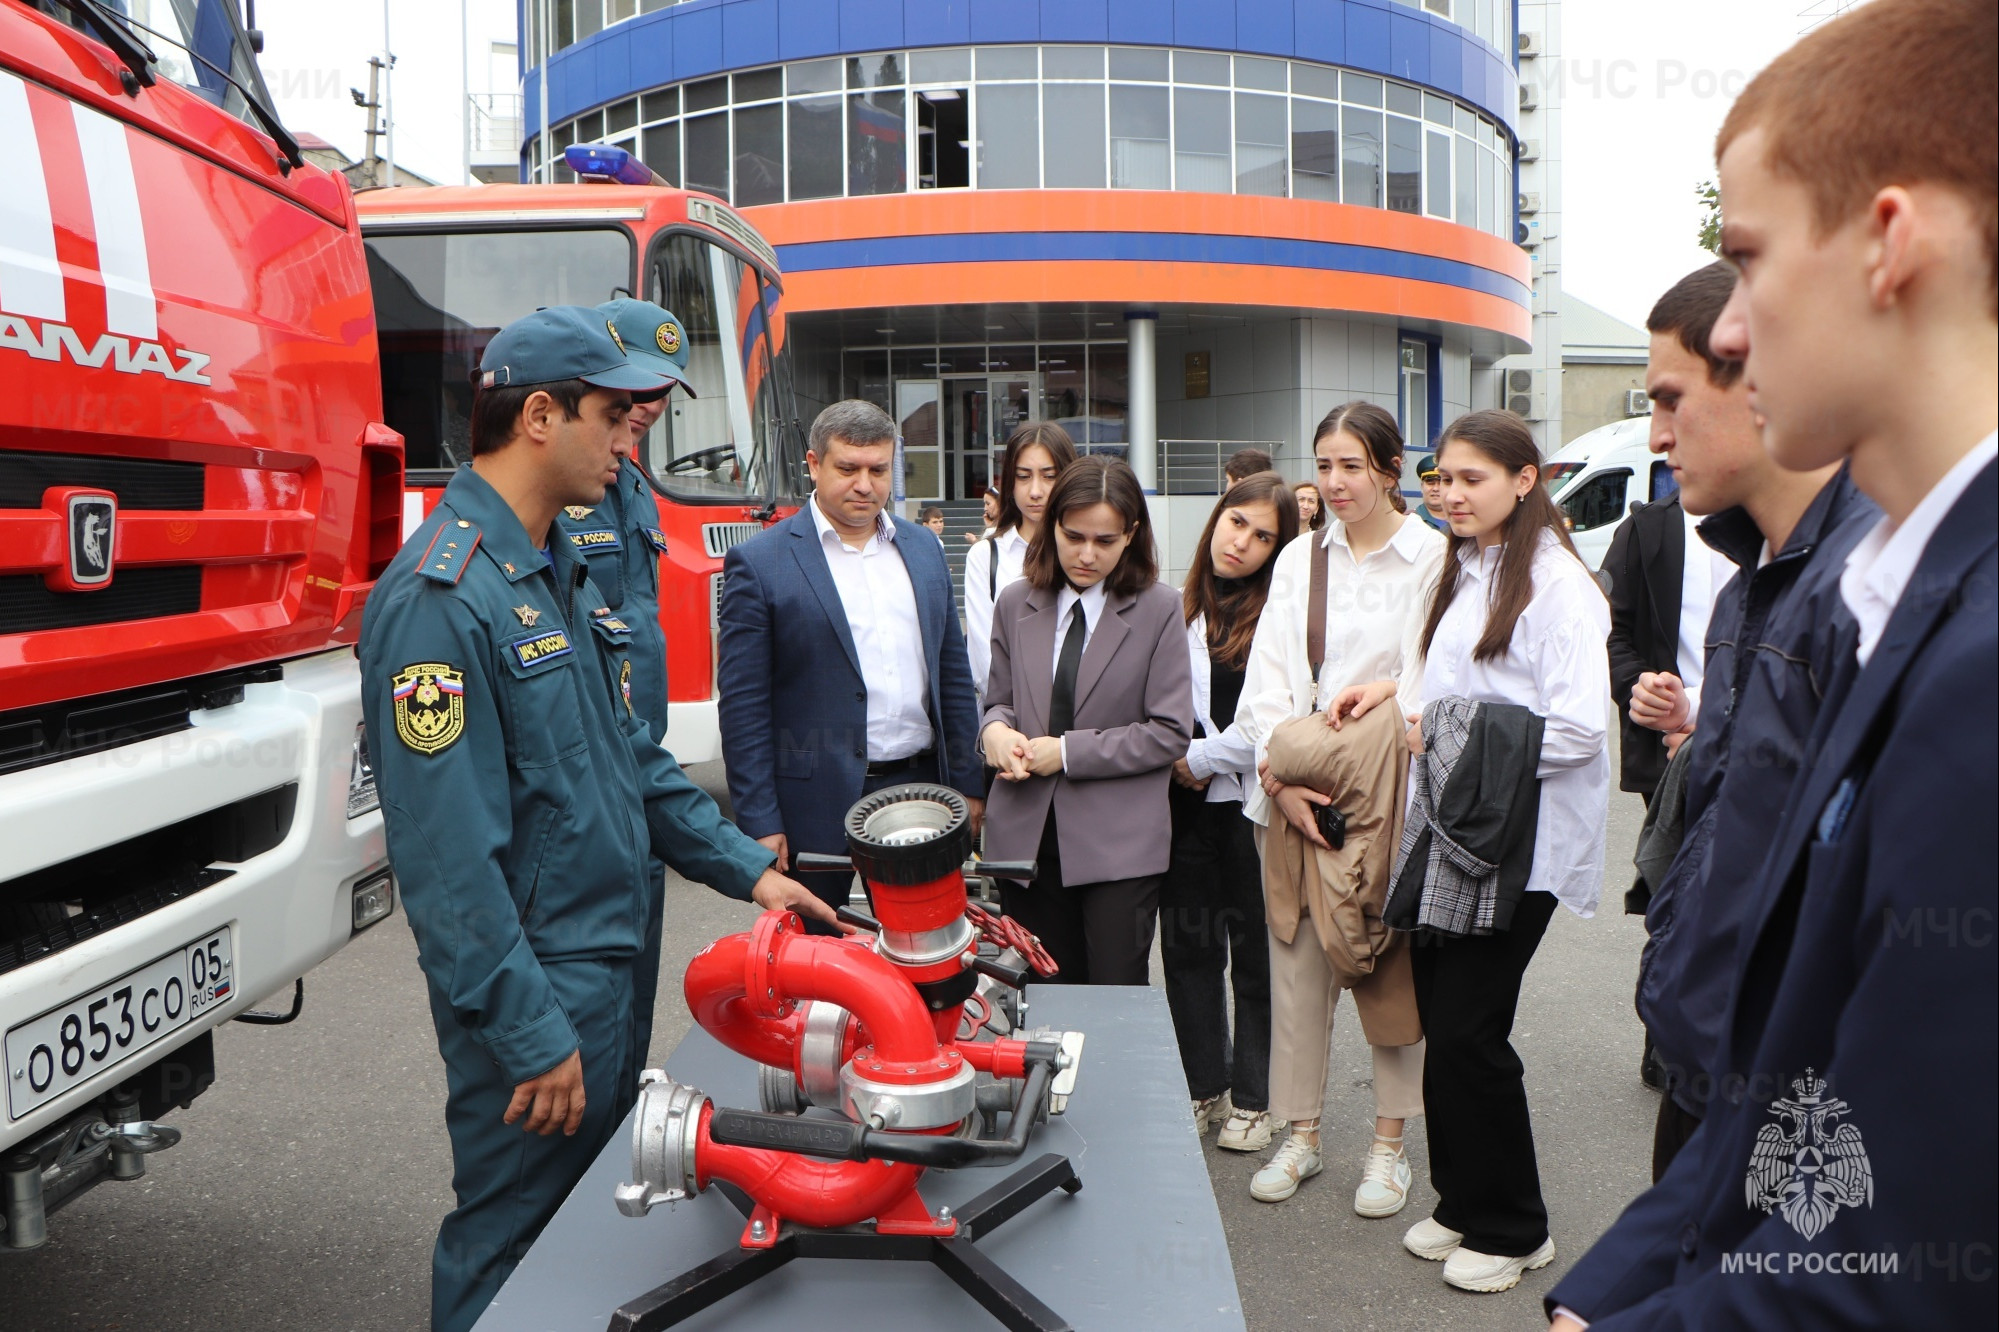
[346,724,379,819]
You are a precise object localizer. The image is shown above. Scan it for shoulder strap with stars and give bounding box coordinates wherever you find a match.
[416,519,481,585]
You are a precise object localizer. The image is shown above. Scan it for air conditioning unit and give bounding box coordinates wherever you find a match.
[1625,389,1653,417]
[1518,82,1540,110]
[1504,368,1549,419]
[1518,191,1542,215]
[1517,137,1541,162]
[1518,31,1542,58]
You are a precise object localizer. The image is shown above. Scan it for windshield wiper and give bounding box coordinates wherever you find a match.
[51,0,303,173]
[45,0,157,93]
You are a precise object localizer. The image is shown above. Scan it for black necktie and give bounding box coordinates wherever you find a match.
[1049,603,1086,737]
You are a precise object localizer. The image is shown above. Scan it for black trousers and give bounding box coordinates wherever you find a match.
[1652,1092,1703,1184]
[999,808,1159,985]
[793,755,941,937]
[1409,889,1558,1257]
[1159,786,1271,1110]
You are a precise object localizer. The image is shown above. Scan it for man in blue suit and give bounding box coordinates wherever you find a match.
[1548,3,1995,1327]
[718,400,983,929]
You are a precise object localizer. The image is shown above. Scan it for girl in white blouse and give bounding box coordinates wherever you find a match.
[1234,403,1447,1213]
[964,422,1077,700]
[1398,408,1610,1295]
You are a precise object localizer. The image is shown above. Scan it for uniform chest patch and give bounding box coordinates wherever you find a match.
[643,527,668,553]
[391,664,466,755]
[571,528,621,551]
[620,659,634,714]
[511,630,574,668]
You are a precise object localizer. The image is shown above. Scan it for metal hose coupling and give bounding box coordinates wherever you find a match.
[614,1071,707,1218]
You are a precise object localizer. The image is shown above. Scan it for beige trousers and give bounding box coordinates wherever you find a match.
[1267,911,1426,1124]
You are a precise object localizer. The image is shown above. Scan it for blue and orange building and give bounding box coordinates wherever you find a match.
[519,1,1560,539]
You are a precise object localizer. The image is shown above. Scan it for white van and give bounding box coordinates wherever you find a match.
[1542,417,1679,571]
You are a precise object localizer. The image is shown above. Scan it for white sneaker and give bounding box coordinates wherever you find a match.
[1249,1133,1324,1202]
[1216,1108,1280,1153]
[1402,1216,1465,1260]
[1191,1090,1232,1136]
[1442,1237,1556,1292]
[1353,1141,1413,1217]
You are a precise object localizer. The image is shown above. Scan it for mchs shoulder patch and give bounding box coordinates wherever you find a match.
[391,664,466,755]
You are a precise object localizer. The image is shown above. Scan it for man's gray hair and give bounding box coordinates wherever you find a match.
[809,399,897,456]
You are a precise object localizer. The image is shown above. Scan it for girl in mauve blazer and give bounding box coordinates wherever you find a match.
[979,457,1192,985]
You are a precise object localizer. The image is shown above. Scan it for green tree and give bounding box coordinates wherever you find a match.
[1696,179,1723,254]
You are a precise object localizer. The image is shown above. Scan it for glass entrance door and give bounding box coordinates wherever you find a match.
[945,375,1041,501]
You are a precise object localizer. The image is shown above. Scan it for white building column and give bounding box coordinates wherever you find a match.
[1125,311,1158,491]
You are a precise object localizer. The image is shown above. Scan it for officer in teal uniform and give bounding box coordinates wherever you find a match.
[359,306,835,1332]
[555,299,688,1068]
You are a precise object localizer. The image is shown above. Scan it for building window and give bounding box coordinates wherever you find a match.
[1044,84,1107,188]
[977,83,1040,188]
[915,89,970,189]
[788,96,843,200]
[1173,87,1230,193]
[1234,91,1288,197]
[1341,107,1382,207]
[1292,98,1338,201]
[1110,84,1170,189]
[848,90,906,195]
[1399,339,1431,459]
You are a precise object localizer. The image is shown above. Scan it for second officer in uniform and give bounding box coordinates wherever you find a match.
[555,298,690,1065]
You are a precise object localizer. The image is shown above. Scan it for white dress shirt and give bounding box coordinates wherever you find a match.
[1236,513,1449,827]
[810,498,932,761]
[964,527,1029,700]
[1677,504,1737,716]
[1185,613,1259,804]
[1419,528,1612,918]
[1841,430,1997,666]
[1050,580,1108,773]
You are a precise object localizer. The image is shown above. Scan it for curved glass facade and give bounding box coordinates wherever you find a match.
[529,45,1516,240]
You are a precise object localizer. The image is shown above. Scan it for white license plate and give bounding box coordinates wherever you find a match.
[5,928,234,1121]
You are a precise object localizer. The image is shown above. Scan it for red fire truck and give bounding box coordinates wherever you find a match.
[0,1,398,1246]
[355,173,805,761]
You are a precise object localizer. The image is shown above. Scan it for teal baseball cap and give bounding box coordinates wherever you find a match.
[597,298,698,398]
[477,305,669,393]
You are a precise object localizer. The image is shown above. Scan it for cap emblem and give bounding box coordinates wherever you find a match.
[656,323,681,356]
[606,320,627,354]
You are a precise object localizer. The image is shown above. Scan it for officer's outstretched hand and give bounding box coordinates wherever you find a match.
[751,868,853,932]
[506,1050,585,1136]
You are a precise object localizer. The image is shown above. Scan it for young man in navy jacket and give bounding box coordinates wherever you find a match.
[1549,2,1995,1327]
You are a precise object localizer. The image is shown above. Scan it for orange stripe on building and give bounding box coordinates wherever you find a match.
[742,190,1526,284]
[781,260,1530,343]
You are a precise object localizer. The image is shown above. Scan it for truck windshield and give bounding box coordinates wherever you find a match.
[37,1,273,129]
[363,227,634,476]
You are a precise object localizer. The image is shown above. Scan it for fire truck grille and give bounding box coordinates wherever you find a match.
[0,784,295,976]
[0,450,204,510]
[0,568,202,634]
[0,664,274,776]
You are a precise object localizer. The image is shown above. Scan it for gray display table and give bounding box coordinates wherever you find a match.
[475,985,1246,1332]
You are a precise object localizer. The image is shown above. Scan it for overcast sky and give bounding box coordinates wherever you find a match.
[257,0,1818,330]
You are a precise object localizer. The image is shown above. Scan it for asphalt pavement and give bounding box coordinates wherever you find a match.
[3,759,1655,1332]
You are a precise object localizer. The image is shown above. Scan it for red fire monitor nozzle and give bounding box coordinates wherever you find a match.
[615,784,1084,1252]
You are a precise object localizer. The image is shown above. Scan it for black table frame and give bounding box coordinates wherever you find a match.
[608,1153,1083,1332]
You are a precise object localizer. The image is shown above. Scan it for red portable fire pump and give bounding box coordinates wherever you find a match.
[611,784,1087,1331]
